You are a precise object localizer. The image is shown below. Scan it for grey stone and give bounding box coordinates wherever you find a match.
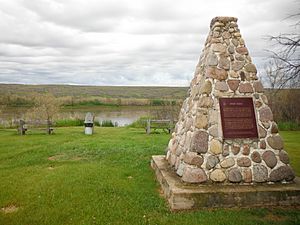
[231,38,239,46]
[237,157,251,167]
[211,43,226,53]
[279,150,290,164]
[219,55,230,70]
[176,162,185,177]
[251,151,262,163]
[215,81,229,91]
[222,145,230,156]
[228,45,235,54]
[206,155,220,170]
[222,31,231,39]
[208,125,219,137]
[182,166,207,183]
[244,63,257,73]
[228,168,242,183]
[207,53,218,66]
[267,135,284,150]
[235,53,244,61]
[191,131,209,153]
[220,157,235,168]
[210,169,226,182]
[269,166,295,182]
[258,125,267,138]
[253,164,268,183]
[271,122,279,134]
[259,106,273,122]
[231,61,245,71]
[262,150,277,169]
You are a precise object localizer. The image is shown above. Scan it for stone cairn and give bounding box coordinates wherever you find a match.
[166,17,295,184]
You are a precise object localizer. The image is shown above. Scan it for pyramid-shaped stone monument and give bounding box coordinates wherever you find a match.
[165,16,295,184]
[151,17,300,210]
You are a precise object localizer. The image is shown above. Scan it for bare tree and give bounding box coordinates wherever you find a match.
[267,13,300,89]
[26,93,61,132]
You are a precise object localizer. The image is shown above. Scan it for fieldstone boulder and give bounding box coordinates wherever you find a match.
[271,122,279,134]
[176,162,185,177]
[208,125,219,137]
[200,80,212,94]
[222,145,229,156]
[269,166,295,182]
[207,53,218,66]
[237,157,251,167]
[219,55,230,70]
[267,135,284,150]
[244,63,257,73]
[215,81,229,91]
[227,80,240,91]
[253,81,264,92]
[258,126,267,138]
[279,150,290,164]
[231,61,245,71]
[242,168,252,183]
[191,131,209,153]
[220,157,235,168]
[251,151,261,163]
[210,139,222,154]
[205,67,228,80]
[182,167,207,183]
[206,155,220,170]
[239,83,253,93]
[228,168,242,183]
[236,46,248,55]
[195,114,208,129]
[253,164,268,183]
[183,152,203,166]
[210,169,226,182]
[242,144,250,155]
[231,144,240,155]
[262,150,277,169]
[260,140,266,149]
[259,106,273,122]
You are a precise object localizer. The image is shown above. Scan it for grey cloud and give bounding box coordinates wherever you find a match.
[0,0,298,86]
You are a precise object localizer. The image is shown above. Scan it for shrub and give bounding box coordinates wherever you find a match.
[278,121,300,131]
[55,119,84,127]
[100,120,114,127]
[128,117,150,128]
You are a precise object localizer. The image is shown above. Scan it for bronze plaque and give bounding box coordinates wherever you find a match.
[219,98,258,139]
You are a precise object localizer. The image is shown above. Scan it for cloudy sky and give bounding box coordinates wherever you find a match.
[0,0,299,86]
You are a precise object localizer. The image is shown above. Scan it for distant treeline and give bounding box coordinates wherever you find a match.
[0,84,299,127]
[0,84,188,100]
[0,94,180,107]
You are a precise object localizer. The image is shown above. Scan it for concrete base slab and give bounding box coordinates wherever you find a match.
[151,155,300,210]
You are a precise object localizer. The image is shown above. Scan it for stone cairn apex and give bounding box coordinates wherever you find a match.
[166,16,295,184]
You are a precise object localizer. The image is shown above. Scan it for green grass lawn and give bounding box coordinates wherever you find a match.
[0,128,299,225]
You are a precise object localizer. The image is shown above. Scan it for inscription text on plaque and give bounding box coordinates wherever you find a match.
[219,98,258,139]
